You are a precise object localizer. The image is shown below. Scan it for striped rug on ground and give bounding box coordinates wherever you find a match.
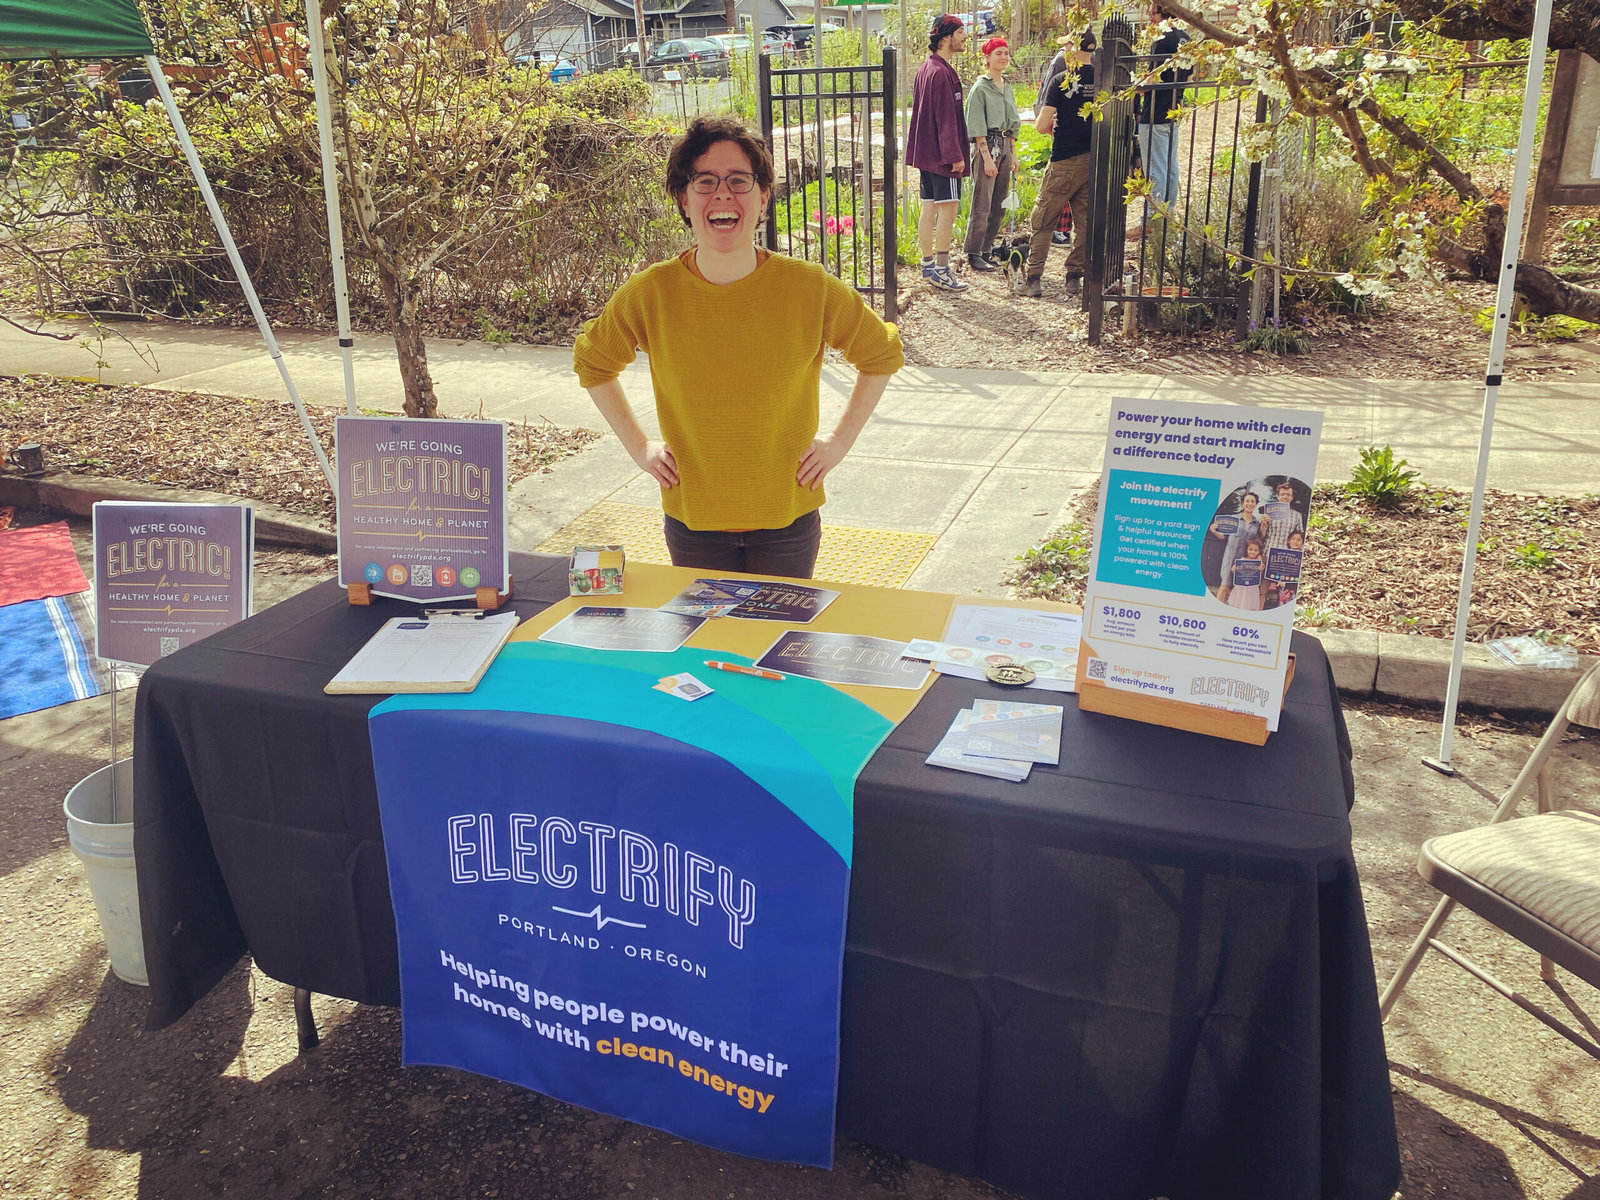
[0,592,113,720]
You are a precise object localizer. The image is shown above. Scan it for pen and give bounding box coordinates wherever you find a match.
[703,660,784,681]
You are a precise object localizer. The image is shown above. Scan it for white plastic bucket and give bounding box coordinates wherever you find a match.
[63,759,147,986]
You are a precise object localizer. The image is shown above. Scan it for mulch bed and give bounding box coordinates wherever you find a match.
[7,375,1599,653]
[1007,485,1600,654]
[0,376,600,520]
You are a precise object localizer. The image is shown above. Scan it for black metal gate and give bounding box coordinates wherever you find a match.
[1083,22,1263,344]
[758,48,898,322]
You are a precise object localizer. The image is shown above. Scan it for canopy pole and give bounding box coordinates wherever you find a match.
[146,56,336,492]
[304,0,358,415]
[1424,0,1552,776]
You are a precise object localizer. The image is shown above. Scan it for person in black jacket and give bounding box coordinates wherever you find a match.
[1019,32,1094,298]
[1132,2,1191,238]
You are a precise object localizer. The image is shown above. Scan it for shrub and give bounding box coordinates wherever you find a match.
[1239,322,1308,354]
[1472,306,1600,341]
[1346,445,1421,507]
[0,20,677,349]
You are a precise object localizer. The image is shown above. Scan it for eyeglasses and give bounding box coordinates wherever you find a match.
[688,171,758,195]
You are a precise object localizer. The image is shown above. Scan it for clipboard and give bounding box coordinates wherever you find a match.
[324,610,520,694]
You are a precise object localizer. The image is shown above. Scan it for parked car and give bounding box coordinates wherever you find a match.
[957,10,998,34]
[707,31,787,56]
[645,37,732,77]
[512,54,583,81]
[764,22,842,48]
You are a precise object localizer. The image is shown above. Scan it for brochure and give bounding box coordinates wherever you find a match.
[539,606,705,653]
[925,707,1033,782]
[660,577,766,619]
[335,416,508,603]
[941,704,1063,765]
[756,630,931,689]
[714,580,839,623]
[1077,398,1322,729]
[92,501,254,667]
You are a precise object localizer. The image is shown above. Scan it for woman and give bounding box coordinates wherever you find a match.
[1209,487,1266,586]
[573,118,903,578]
[963,36,1021,271]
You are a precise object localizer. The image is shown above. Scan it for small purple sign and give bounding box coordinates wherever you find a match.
[92,501,253,666]
[1230,557,1264,588]
[1266,546,1302,582]
[336,417,508,602]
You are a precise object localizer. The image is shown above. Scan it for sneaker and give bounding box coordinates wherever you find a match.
[967,253,997,273]
[1063,274,1083,296]
[925,265,969,292]
[1051,230,1070,246]
[1020,276,1043,298]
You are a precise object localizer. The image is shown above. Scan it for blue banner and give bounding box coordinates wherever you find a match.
[369,641,892,1166]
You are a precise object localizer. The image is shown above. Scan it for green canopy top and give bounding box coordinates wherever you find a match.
[0,0,155,62]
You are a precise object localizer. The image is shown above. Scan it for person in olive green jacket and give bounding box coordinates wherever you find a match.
[962,36,1022,272]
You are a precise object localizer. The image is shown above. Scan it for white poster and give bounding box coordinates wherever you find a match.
[1077,398,1322,732]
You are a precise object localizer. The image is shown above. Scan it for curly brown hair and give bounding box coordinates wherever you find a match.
[664,117,775,224]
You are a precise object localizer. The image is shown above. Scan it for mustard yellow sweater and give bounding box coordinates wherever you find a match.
[573,252,904,531]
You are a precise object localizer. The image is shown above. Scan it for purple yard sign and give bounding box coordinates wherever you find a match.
[92,502,253,667]
[336,417,509,603]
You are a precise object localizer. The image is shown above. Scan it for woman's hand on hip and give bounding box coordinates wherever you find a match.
[632,439,679,488]
[797,434,849,490]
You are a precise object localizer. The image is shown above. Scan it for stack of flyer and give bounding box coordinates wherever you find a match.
[926,700,1063,783]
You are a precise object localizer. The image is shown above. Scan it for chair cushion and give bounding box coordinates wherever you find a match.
[1569,663,1600,731]
[1427,810,1600,955]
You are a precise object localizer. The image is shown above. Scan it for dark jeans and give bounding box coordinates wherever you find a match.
[663,509,822,578]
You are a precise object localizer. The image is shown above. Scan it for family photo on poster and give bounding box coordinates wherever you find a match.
[1204,477,1308,612]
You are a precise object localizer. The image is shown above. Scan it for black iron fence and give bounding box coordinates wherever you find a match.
[758,49,899,322]
[1082,20,1264,344]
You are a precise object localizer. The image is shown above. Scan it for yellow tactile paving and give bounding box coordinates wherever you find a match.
[533,501,936,588]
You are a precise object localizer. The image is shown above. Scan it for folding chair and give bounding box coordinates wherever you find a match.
[1378,660,1600,1060]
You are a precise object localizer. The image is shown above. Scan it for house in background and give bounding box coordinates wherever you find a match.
[513,0,800,68]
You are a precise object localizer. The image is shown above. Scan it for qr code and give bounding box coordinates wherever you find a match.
[1086,657,1108,681]
[410,564,434,587]
[160,636,180,657]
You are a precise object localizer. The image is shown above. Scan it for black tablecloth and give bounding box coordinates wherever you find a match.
[134,552,1398,1200]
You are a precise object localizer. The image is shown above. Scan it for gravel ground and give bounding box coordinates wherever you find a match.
[1,518,1598,1200]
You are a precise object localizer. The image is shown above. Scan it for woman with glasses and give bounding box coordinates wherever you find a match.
[574,117,903,578]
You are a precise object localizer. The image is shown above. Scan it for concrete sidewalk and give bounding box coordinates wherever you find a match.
[4,317,1596,713]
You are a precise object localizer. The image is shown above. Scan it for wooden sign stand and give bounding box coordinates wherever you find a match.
[476,578,514,610]
[1074,644,1296,747]
[346,577,514,610]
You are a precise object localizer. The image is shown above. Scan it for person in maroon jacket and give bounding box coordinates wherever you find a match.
[905,12,971,292]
